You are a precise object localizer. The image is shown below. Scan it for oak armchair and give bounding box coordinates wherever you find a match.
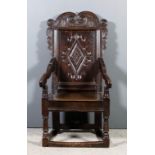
[39,11,112,147]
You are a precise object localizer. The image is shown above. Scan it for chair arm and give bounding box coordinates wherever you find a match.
[39,57,56,89]
[98,58,112,89]
[103,74,112,89]
[39,74,48,89]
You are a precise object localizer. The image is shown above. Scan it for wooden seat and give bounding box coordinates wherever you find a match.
[48,92,104,112]
[39,11,112,147]
[49,92,102,101]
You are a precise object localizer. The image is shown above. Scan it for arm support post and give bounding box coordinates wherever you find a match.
[39,58,56,89]
[98,58,112,89]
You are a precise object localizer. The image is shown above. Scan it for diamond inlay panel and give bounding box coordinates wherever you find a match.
[68,43,85,74]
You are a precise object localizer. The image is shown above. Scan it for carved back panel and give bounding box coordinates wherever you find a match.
[58,30,96,82]
[47,11,108,92]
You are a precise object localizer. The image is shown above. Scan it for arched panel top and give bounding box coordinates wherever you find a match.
[47,11,107,30]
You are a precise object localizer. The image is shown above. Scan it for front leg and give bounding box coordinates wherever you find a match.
[39,58,57,146]
[42,86,49,147]
[103,88,110,147]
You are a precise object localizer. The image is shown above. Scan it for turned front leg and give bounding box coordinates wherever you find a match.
[42,100,49,146]
[103,88,110,146]
[42,88,49,147]
[103,115,109,139]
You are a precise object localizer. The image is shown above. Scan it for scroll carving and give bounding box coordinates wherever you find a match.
[47,19,55,51]
[47,28,53,51]
[46,11,108,54]
[54,11,99,27]
[100,19,108,50]
[47,11,107,29]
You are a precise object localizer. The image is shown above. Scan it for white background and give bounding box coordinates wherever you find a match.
[0,0,155,155]
[27,0,127,128]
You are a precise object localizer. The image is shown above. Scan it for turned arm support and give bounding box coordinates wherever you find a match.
[39,58,56,89]
[98,58,112,89]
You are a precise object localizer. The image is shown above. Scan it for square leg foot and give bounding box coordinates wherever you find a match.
[42,138,48,147]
